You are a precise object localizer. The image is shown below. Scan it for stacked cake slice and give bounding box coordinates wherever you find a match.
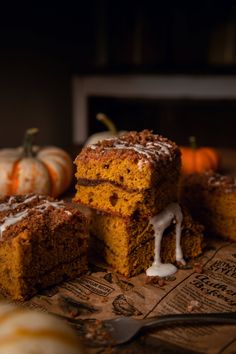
[74,130,180,218]
[74,130,204,277]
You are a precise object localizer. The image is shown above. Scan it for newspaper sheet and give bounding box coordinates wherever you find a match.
[24,239,236,354]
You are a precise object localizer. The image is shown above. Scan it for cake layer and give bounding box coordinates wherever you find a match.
[91,211,151,255]
[91,231,203,278]
[0,255,87,301]
[92,236,153,277]
[75,174,178,217]
[180,172,236,242]
[75,130,181,191]
[90,208,204,277]
[0,194,89,300]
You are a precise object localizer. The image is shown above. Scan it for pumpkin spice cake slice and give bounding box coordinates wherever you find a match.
[74,130,181,218]
[0,194,88,300]
[180,171,236,242]
[90,207,204,277]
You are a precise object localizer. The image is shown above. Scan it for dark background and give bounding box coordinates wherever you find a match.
[0,1,236,148]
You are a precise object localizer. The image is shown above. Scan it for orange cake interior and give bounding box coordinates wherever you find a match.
[74,130,181,218]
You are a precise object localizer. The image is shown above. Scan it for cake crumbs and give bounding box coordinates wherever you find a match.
[145,276,166,287]
[164,275,176,282]
[177,263,193,270]
[187,300,201,312]
[84,319,116,346]
[69,309,81,318]
[193,262,204,273]
[176,260,192,270]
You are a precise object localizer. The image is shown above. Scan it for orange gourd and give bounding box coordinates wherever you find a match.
[0,128,73,197]
[180,137,220,175]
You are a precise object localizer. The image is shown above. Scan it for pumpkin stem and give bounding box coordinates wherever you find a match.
[96,113,117,134]
[189,136,197,150]
[23,128,39,157]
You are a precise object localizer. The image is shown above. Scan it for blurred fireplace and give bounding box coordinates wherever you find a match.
[73,75,236,148]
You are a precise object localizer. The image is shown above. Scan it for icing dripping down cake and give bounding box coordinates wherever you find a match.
[90,206,204,277]
[0,194,89,300]
[74,130,204,277]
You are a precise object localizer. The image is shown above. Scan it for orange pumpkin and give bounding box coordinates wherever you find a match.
[180,136,220,175]
[0,128,73,197]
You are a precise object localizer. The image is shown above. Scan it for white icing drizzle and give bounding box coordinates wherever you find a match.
[20,194,39,204]
[0,195,39,212]
[207,173,236,193]
[0,210,29,237]
[137,159,148,170]
[146,203,185,277]
[0,197,71,238]
[65,210,72,216]
[113,142,172,161]
[91,139,173,165]
[208,176,224,186]
[0,204,11,212]
[34,200,65,212]
[8,196,16,205]
[147,141,173,156]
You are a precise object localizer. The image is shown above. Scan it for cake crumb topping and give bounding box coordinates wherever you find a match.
[0,194,78,239]
[0,210,29,236]
[77,130,180,167]
[206,171,236,193]
[185,171,236,195]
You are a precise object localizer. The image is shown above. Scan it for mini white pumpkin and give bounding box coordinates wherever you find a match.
[85,113,126,145]
[0,128,73,198]
[0,302,86,354]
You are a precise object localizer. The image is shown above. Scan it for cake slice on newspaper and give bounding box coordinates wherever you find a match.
[0,194,88,300]
[74,130,204,278]
[90,207,204,277]
[74,130,181,218]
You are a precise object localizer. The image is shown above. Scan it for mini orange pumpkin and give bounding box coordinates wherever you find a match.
[0,128,73,197]
[180,136,220,175]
